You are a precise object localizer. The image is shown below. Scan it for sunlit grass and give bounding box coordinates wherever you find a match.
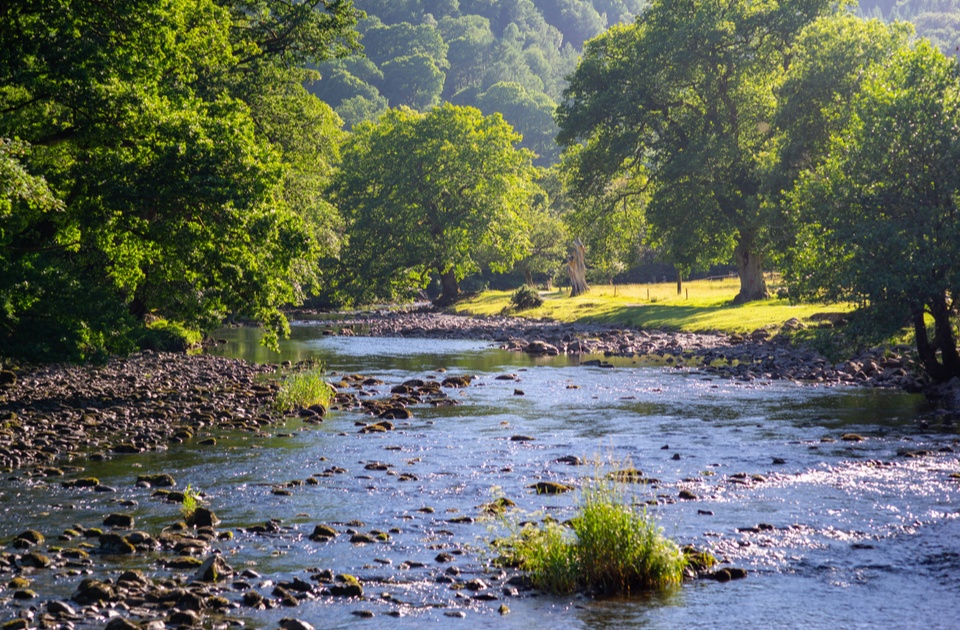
[492,471,686,596]
[274,368,335,412]
[455,276,852,334]
[180,483,200,521]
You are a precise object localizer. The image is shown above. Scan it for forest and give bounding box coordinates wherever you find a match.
[1,0,959,383]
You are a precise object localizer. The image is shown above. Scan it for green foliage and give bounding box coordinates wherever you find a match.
[512,168,570,286]
[329,104,536,305]
[313,1,637,159]
[0,0,360,361]
[494,472,686,595]
[274,368,335,412]
[784,40,960,381]
[140,319,203,353]
[511,285,544,310]
[557,0,836,303]
[181,484,200,521]
[475,82,559,165]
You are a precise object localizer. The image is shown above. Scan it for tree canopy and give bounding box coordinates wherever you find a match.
[329,104,536,305]
[556,0,836,303]
[785,40,960,382]
[0,0,361,360]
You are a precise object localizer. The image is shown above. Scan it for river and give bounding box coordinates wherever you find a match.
[3,323,958,628]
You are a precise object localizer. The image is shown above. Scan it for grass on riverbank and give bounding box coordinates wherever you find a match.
[455,277,851,334]
[493,473,686,595]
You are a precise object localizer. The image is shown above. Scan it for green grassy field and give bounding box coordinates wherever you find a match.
[454,277,852,334]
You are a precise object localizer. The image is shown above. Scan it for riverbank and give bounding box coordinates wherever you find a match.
[294,308,928,393]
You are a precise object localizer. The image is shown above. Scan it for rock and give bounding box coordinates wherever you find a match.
[379,407,411,420]
[328,574,363,597]
[241,590,266,608]
[136,473,176,487]
[528,481,574,494]
[19,551,52,568]
[607,468,649,483]
[279,619,316,630]
[524,340,559,355]
[192,554,234,582]
[509,435,534,442]
[14,529,45,547]
[99,533,136,554]
[0,370,16,387]
[104,618,140,630]
[103,513,135,528]
[187,507,219,528]
[841,433,865,442]
[678,489,697,500]
[47,601,77,617]
[168,610,201,627]
[72,578,116,605]
[441,375,473,388]
[309,524,338,541]
[708,567,748,582]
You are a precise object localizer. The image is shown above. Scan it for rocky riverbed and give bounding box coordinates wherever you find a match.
[297,308,934,394]
[0,309,955,629]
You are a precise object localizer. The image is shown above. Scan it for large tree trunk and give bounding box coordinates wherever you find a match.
[732,238,768,304]
[524,269,534,287]
[567,238,589,297]
[436,268,460,306]
[913,296,960,383]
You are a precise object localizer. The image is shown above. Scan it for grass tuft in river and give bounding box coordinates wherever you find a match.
[180,483,200,521]
[493,472,686,596]
[274,367,335,413]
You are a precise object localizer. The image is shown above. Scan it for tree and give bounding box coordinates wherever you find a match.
[330,104,536,305]
[513,169,570,286]
[379,53,447,109]
[556,0,834,303]
[785,41,960,382]
[767,15,913,212]
[0,0,361,360]
[476,82,560,164]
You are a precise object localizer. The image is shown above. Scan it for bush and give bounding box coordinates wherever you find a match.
[493,474,686,595]
[140,319,202,352]
[510,285,543,311]
[274,367,335,412]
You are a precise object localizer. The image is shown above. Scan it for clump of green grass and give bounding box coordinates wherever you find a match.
[493,473,686,595]
[274,368,335,412]
[180,483,200,521]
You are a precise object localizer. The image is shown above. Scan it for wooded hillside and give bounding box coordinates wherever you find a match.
[308,0,645,164]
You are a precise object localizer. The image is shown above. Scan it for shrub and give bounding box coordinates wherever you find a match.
[493,473,686,595]
[510,285,543,311]
[140,319,202,352]
[274,367,335,412]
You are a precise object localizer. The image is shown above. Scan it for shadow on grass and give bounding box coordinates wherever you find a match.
[580,303,732,331]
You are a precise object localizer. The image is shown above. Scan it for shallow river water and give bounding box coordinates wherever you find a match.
[4,324,960,628]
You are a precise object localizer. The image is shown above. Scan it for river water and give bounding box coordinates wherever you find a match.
[4,324,959,628]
